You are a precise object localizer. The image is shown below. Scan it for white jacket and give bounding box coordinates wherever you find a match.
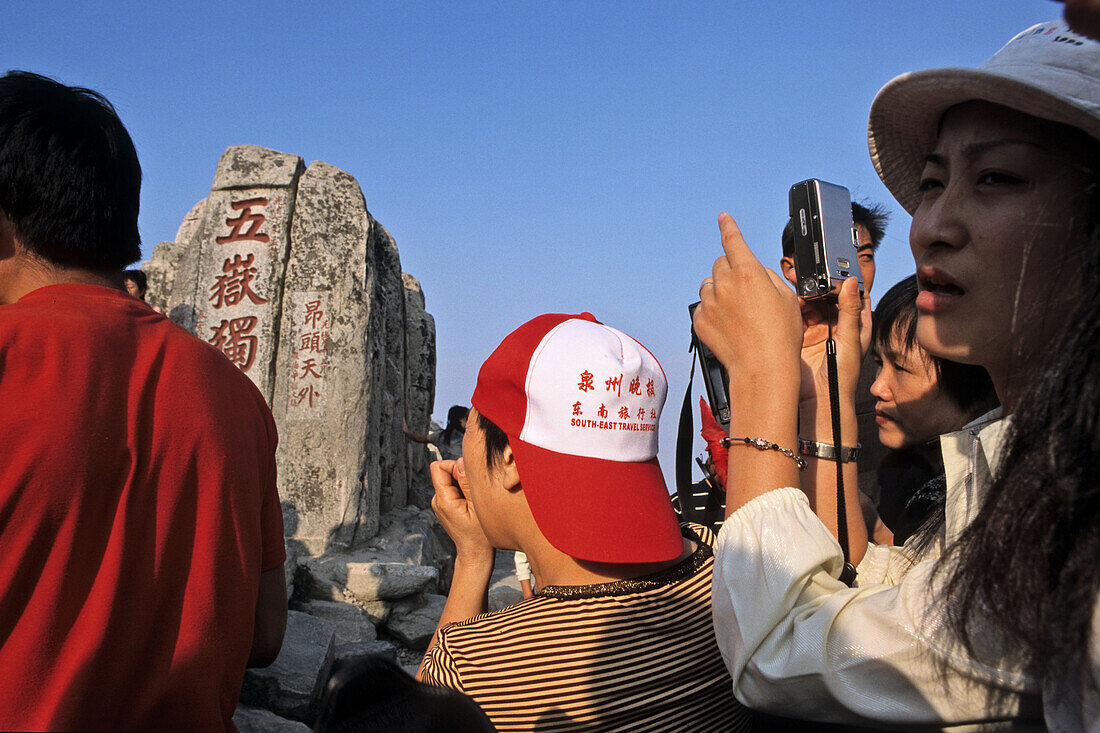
[711,410,1097,731]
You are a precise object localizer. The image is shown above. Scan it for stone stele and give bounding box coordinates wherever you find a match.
[142,145,436,555]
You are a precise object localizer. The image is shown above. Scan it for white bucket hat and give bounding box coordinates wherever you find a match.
[869,20,1100,214]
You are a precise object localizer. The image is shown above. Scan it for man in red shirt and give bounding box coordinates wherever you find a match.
[0,71,286,731]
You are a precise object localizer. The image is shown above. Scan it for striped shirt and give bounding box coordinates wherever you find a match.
[420,524,750,732]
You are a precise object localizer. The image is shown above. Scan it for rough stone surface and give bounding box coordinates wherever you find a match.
[145,146,439,555]
[176,198,207,243]
[367,222,411,515]
[385,593,448,651]
[192,147,304,404]
[488,549,525,612]
[295,507,455,606]
[403,273,436,508]
[346,562,438,602]
[334,639,398,666]
[232,704,311,733]
[240,610,335,723]
[214,145,306,189]
[293,600,377,645]
[271,160,377,552]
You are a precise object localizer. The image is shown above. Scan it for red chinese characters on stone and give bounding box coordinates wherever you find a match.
[572,401,583,416]
[598,403,608,418]
[299,358,326,380]
[628,377,642,396]
[209,316,259,372]
[618,405,630,420]
[297,301,328,355]
[294,384,318,408]
[646,379,656,397]
[605,374,623,397]
[637,407,647,420]
[299,331,328,353]
[578,370,595,393]
[215,197,271,244]
[650,408,657,419]
[304,300,325,329]
[210,253,269,308]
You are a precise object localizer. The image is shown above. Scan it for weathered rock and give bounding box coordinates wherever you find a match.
[272,160,377,553]
[385,593,448,651]
[346,562,438,602]
[367,223,410,515]
[214,146,304,189]
[232,704,311,733]
[368,506,456,592]
[403,273,436,508]
[334,639,398,666]
[357,598,393,625]
[295,506,456,605]
[294,599,377,644]
[489,584,524,612]
[176,198,207,243]
[193,146,305,404]
[240,610,335,723]
[488,549,525,611]
[144,146,439,556]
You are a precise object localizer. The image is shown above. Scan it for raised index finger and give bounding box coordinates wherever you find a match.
[718,212,763,270]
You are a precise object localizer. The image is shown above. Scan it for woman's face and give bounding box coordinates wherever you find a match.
[909,102,1091,395]
[871,329,970,450]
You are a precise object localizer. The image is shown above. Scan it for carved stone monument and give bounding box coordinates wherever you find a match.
[143,145,436,554]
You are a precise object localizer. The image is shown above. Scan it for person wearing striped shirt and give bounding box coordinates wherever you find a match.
[416,312,750,732]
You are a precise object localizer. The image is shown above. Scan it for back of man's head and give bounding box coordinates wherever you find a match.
[470,312,682,565]
[0,70,141,270]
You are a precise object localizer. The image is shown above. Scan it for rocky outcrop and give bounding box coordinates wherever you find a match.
[143,145,434,555]
[142,145,480,728]
[240,611,336,723]
[403,274,437,509]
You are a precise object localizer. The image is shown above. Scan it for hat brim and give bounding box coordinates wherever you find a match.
[509,438,684,564]
[869,66,1100,214]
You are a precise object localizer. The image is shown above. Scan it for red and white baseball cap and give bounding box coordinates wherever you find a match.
[471,312,682,564]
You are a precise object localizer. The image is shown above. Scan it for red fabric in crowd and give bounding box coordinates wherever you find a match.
[0,284,285,731]
[699,397,730,486]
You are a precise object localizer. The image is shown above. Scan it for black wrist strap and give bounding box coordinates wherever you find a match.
[675,348,700,524]
[826,324,857,587]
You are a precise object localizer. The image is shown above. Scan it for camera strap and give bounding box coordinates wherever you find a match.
[674,348,703,525]
[826,324,858,587]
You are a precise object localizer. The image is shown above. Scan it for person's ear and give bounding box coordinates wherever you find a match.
[779,256,797,287]
[500,443,522,493]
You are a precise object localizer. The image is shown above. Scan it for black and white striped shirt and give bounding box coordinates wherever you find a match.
[420,524,750,732]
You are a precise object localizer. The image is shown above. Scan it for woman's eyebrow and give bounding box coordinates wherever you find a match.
[925,138,1044,165]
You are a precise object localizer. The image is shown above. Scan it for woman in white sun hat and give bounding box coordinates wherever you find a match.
[694,17,1100,731]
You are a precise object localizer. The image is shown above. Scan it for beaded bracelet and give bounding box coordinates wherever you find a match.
[721,436,808,471]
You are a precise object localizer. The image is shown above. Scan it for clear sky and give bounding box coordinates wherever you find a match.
[5,1,1062,484]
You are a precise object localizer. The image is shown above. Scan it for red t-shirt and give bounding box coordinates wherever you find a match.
[0,284,285,731]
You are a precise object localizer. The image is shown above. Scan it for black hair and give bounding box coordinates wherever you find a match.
[442,405,469,445]
[0,70,141,270]
[781,199,889,257]
[872,275,998,416]
[851,201,889,251]
[475,410,511,471]
[314,655,494,733]
[937,151,1100,691]
[123,268,147,295]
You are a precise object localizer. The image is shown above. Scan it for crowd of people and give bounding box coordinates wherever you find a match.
[2,5,1100,732]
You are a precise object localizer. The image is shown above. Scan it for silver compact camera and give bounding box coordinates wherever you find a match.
[788,179,864,300]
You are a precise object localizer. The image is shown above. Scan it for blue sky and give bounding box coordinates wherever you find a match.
[5,1,1062,483]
